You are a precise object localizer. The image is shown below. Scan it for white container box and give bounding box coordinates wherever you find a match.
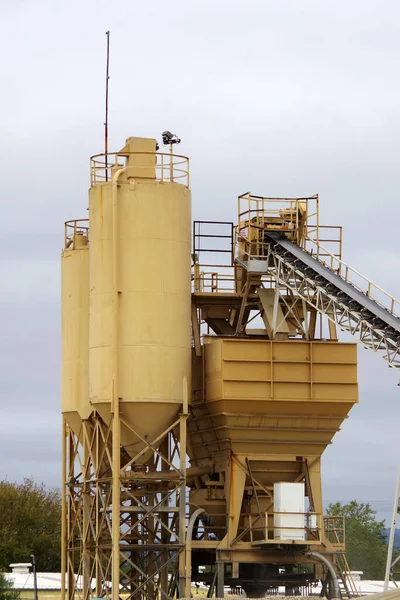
[274,482,305,541]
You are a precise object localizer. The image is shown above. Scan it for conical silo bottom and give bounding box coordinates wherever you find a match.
[94,402,182,464]
[63,411,86,437]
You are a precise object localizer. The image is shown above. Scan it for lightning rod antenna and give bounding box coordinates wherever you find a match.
[105,30,110,182]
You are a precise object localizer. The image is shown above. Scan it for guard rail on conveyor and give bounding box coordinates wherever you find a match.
[235,231,400,368]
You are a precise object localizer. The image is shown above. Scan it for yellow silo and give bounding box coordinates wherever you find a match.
[89,136,192,458]
[61,221,90,435]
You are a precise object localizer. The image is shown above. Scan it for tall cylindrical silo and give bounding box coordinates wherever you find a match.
[89,136,191,460]
[61,222,90,435]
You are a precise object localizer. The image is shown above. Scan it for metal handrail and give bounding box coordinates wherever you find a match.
[64,219,89,249]
[238,192,319,249]
[235,229,400,319]
[196,272,236,293]
[305,237,400,317]
[307,225,342,261]
[324,516,360,596]
[195,512,323,542]
[323,515,345,546]
[90,151,189,187]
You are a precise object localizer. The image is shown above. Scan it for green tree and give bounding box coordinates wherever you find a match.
[327,500,387,580]
[0,572,20,600]
[0,478,61,572]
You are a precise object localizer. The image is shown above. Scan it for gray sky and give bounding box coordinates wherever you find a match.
[1,0,400,523]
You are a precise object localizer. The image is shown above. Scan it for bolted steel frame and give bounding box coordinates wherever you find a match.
[61,408,188,600]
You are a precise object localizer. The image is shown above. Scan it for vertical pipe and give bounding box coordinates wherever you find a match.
[95,422,102,598]
[384,464,400,591]
[159,436,169,599]
[169,144,173,182]
[306,551,340,600]
[61,419,67,600]
[111,390,121,600]
[111,168,125,600]
[82,422,90,600]
[178,378,188,598]
[185,509,205,598]
[111,168,125,395]
[67,430,75,600]
[104,31,110,182]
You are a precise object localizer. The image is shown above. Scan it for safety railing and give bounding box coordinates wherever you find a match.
[323,515,345,547]
[305,236,400,318]
[90,151,189,187]
[306,225,342,261]
[193,220,234,268]
[324,516,360,596]
[195,271,237,293]
[267,511,322,543]
[64,219,89,250]
[229,512,323,545]
[188,509,324,542]
[235,227,400,320]
[238,192,319,249]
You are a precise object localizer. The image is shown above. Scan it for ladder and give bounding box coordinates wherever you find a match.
[332,537,360,598]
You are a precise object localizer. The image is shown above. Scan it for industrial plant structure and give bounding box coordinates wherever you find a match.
[61,136,400,600]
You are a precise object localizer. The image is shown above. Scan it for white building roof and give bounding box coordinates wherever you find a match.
[355,580,399,595]
[311,579,399,596]
[5,573,82,591]
[5,572,400,595]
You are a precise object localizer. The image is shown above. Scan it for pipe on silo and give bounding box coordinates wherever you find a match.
[111,167,125,600]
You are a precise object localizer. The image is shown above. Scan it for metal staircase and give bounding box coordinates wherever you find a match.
[334,553,360,598]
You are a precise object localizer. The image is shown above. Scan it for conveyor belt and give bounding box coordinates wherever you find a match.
[265,231,400,336]
[232,230,400,366]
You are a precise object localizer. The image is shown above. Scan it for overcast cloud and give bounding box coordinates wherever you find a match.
[1,0,399,523]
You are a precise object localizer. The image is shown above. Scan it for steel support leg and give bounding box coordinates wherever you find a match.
[216,562,224,598]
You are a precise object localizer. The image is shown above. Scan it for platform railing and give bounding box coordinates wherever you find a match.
[196,271,236,293]
[323,515,345,547]
[306,224,342,261]
[64,219,89,249]
[90,151,189,187]
[304,236,400,318]
[190,511,348,551]
[237,192,319,249]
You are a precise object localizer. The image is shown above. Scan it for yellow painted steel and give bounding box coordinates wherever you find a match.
[189,338,358,544]
[89,137,192,456]
[61,229,90,435]
[199,338,357,459]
